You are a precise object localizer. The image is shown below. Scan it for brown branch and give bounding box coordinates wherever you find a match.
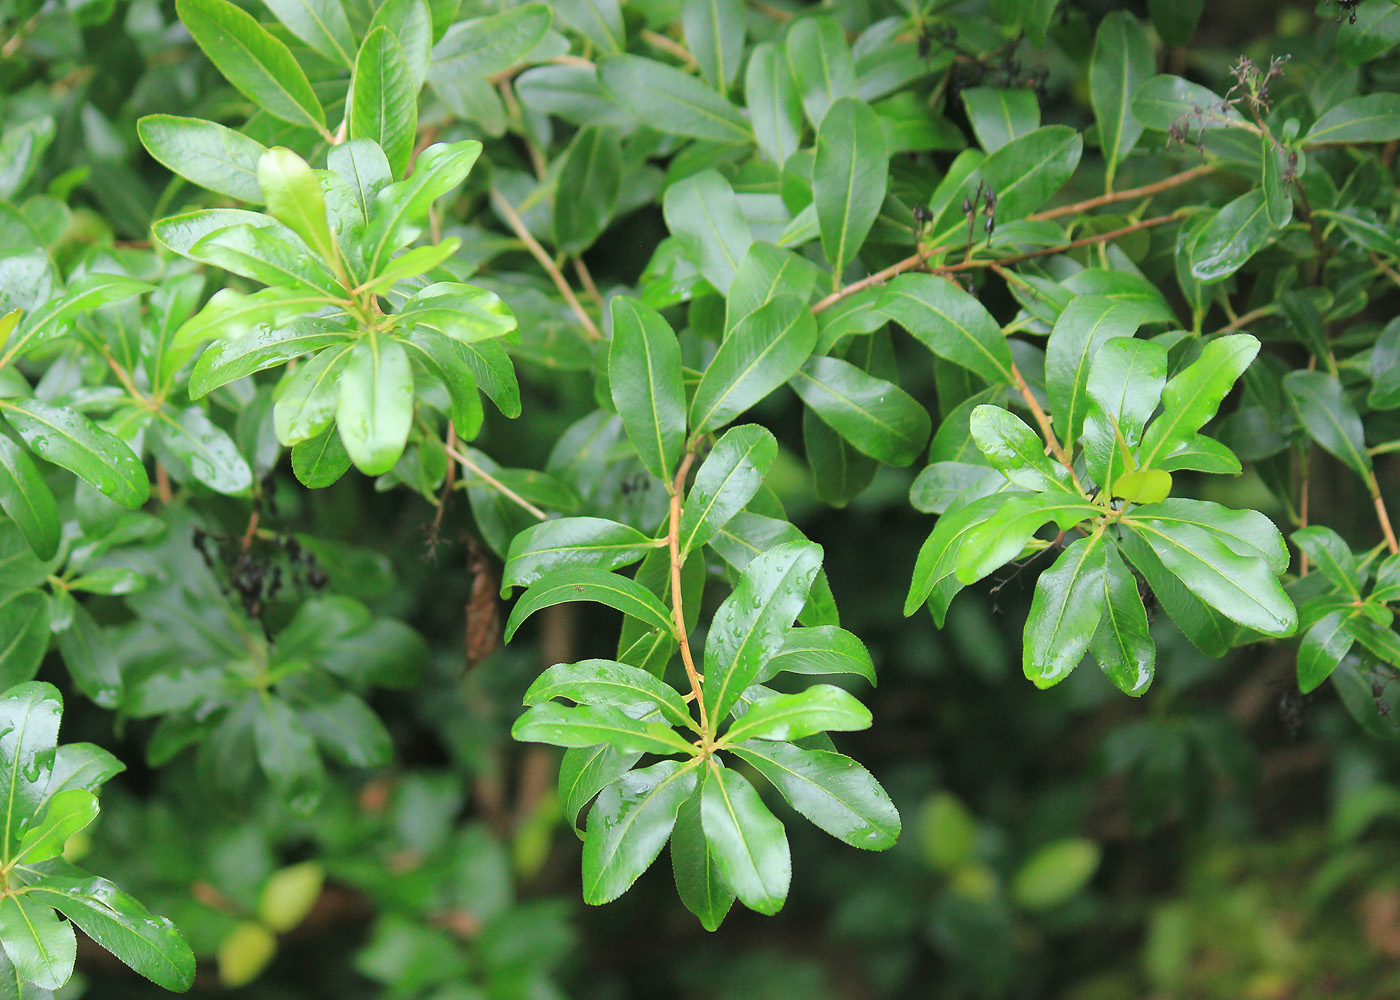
[1027,162,1218,222]
[489,188,602,341]
[1010,362,1081,492]
[667,450,708,741]
[641,28,699,68]
[573,257,603,308]
[445,440,549,520]
[1371,479,1399,557]
[1212,304,1277,335]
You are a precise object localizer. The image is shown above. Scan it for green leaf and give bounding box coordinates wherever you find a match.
[784,15,857,128]
[0,681,60,858]
[719,685,870,745]
[504,518,656,590]
[392,282,515,344]
[554,126,622,253]
[512,702,694,755]
[1147,0,1203,45]
[0,117,54,203]
[560,744,640,833]
[401,331,482,439]
[1121,500,1287,573]
[608,298,685,483]
[1089,12,1152,183]
[758,626,874,684]
[1023,534,1108,688]
[1081,336,1167,490]
[253,695,324,813]
[190,224,342,297]
[257,148,339,269]
[955,490,1104,585]
[273,344,351,446]
[0,594,48,688]
[662,170,752,295]
[0,437,58,560]
[366,0,431,89]
[153,406,254,495]
[877,274,1013,385]
[524,658,691,730]
[671,781,734,931]
[582,759,699,904]
[813,96,887,285]
[1119,517,1295,636]
[804,409,878,507]
[727,242,823,331]
[1155,435,1242,475]
[790,357,929,466]
[689,295,816,436]
[13,274,154,357]
[969,404,1067,492]
[597,54,751,144]
[683,0,744,91]
[678,425,776,553]
[1351,616,1400,670]
[175,0,327,135]
[703,542,822,723]
[961,87,1039,153]
[700,761,790,914]
[1138,334,1260,468]
[1130,75,1243,132]
[904,493,1007,622]
[291,426,351,488]
[1261,135,1293,228]
[1046,297,1149,451]
[189,320,350,399]
[428,3,552,81]
[1012,839,1101,910]
[746,42,803,165]
[366,140,482,271]
[24,875,193,991]
[1,400,148,510]
[136,115,269,203]
[504,567,676,642]
[1293,526,1362,598]
[1284,370,1373,482]
[349,28,417,179]
[14,789,96,865]
[974,125,1082,226]
[0,895,73,991]
[263,0,354,65]
[1113,468,1171,503]
[336,334,413,476]
[1298,610,1356,695]
[1304,93,1400,143]
[551,0,623,52]
[1190,189,1274,282]
[729,740,898,849]
[1116,527,1237,656]
[1091,541,1155,695]
[299,693,390,768]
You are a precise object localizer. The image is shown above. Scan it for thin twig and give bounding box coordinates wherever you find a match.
[489,188,602,341]
[1212,304,1278,335]
[1028,163,1218,222]
[1010,362,1082,492]
[1371,476,1399,556]
[573,258,604,308]
[667,450,708,741]
[445,441,549,521]
[950,213,1182,271]
[641,28,698,68]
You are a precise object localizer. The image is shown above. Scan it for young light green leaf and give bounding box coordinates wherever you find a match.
[503,518,657,590]
[1284,369,1373,482]
[1138,333,1260,467]
[730,740,898,850]
[704,541,822,723]
[1081,336,1167,489]
[0,436,58,560]
[678,424,777,553]
[367,140,482,270]
[671,781,734,931]
[23,875,194,991]
[1045,296,1149,450]
[608,298,685,483]
[1089,13,1151,184]
[175,0,328,135]
[349,28,418,179]
[785,15,857,127]
[512,702,694,755]
[790,357,929,467]
[904,493,1008,621]
[700,762,790,914]
[877,274,1013,386]
[335,334,413,476]
[136,115,269,203]
[1023,534,1108,688]
[257,148,339,269]
[719,685,871,745]
[582,759,699,904]
[0,895,74,990]
[968,404,1067,492]
[392,282,516,344]
[746,42,803,165]
[1,400,148,509]
[961,87,1039,153]
[13,789,97,865]
[1090,541,1155,695]
[662,170,752,295]
[813,96,887,285]
[504,567,677,642]
[689,295,816,436]
[524,658,691,730]
[597,54,751,143]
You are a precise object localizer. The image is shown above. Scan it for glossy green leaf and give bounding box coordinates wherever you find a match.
[253,695,324,813]
[719,685,870,745]
[429,3,551,81]
[746,42,803,165]
[393,282,515,344]
[257,148,339,268]
[700,762,790,914]
[1090,12,1151,183]
[1292,525,1362,597]
[955,489,1103,586]
[608,298,685,483]
[273,344,351,446]
[662,170,752,295]
[678,425,776,553]
[689,295,816,436]
[1116,527,1237,657]
[1298,610,1356,695]
[136,115,268,203]
[1190,189,1273,282]
[54,606,121,709]
[1081,336,1167,489]
[791,356,928,466]
[905,493,1008,622]
[336,334,413,476]
[401,331,483,440]
[1138,334,1260,468]
[1,400,148,509]
[1046,297,1149,451]
[0,436,58,560]
[190,224,342,297]
[1284,369,1373,481]
[0,594,48,688]
[582,759,699,904]
[14,789,97,865]
[350,29,417,179]
[504,567,676,641]
[13,274,154,356]
[263,0,353,65]
[154,406,254,495]
[524,658,691,729]
[25,874,193,991]
[671,781,734,931]
[1305,92,1400,143]
[1023,534,1108,688]
[175,0,327,135]
[1155,435,1242,475]
[969,404,1067,492]
[785,16,857,128]
[366,140,482,270]
[512,702,694,755]
[1114,468,1171,503]
[0,895,73,991]
[974,125,1082,225]
[1261,136,1292,228]
[1130,75,1243,132]
[877,274,1013,385]
[1091,541,1155,695]
[704,541,822,723]
[1121,502,1284,576]
[813,96,887,284]
[189,320,350,399]
[291,426,351,488]
[555,126,622,253]
[803,409,878,507]
[504,518,656,590]
[758,626,874,684]
[597,54,751,144]
[0,682,61,856]
[727,242,823,331]
[961,87,1039,153]
[560,744,640,834]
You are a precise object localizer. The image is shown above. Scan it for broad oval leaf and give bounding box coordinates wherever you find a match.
[582,759,699,904]
[1,400,148,509]
[136,115,268,203]
[335,334,414,476]
[791,356,930,466]
[700,762,790,914]
[877,273,1013,386]
[503,517,657,590]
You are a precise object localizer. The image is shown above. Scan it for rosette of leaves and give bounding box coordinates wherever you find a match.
[0,682,195,994]
[908,326,1297,692]
[501,297,899,927]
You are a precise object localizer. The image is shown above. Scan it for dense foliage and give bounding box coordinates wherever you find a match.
[3,0,1400,995]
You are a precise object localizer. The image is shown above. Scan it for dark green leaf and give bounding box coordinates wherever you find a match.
[555,127,622,253]
[512,702,694,755]
[1284,369,1373,482]
[1190,189,1274,282]
[291,426,351,488]
[504,567,676,641]
[671,781,734,930]
[524,658,692,730]
[1089,13,1151,183]
[54,606,121,710]
[1129,498,1289,573]
[719,685,870,745]
[1091,541,1155,695]
[1023,534,1108,688]
[790,357,928,466]
[746,42,803,165]
[662,170,752,295]
[759,626,874,684]
[784,16,857,127]
[877,273,1013,385]
[813,96,887,285]
[0,594,48,688]
[154,406,254,495]
[402,332,483,440]
[253,695,324,813]
[974,125,1082,225]
[1305,93,1400,143]
[350,28,417,179]
[1298,611,1356,695]
[560,744,640,834]
[298,693,391,768]
[608,297,686,482]
[1130,75,1243,132]
[1,400,148,509]
[504,518,657,590]
[961,87,1039,153]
